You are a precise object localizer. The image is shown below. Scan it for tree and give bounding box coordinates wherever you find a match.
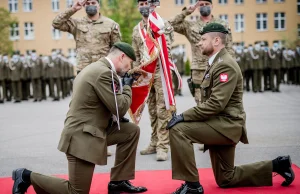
[0,8,17,54]
[101,0,141,44]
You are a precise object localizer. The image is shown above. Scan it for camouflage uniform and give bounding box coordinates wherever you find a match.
[172,52,184,96]
[52,8,121,72]
[169,8,234,105]
[132,19,174,155]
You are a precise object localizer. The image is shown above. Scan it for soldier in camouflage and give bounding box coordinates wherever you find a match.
[52,0,121,73]
[169,0,234,105]
[132,0,174,161]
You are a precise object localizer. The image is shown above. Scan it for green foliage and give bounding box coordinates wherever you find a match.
[101,0,141,44]
[185,59,191,76]
[0,8,18,54]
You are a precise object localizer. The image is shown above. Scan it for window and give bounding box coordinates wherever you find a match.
[190,0,197,4]
[66,0,73,7]
[219,14,228,22]
[235,0,244,4]
[298,0,300,15]
[274,0,284,2]
[190,15,199,21]
[274,12,285,30]
[10,23,19,41]
[52,0,59,11]
[24,22,34,40]
[256,13,267,31]
[298,24,300,38]
[219,0,228,4]
[256,0,267,3]
[23,0,32,12]
[68,48,76,58]
[68,33,74,39]
[175,0,184,5]
[235,14,244,32]
[8,0,18,12]
[52,28,61,40]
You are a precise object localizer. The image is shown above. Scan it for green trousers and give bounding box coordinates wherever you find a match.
[12,81,22,101]
[30,122,140,194]
[170,121,273,187]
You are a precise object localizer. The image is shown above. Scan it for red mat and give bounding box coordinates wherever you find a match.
[1,165,299,194]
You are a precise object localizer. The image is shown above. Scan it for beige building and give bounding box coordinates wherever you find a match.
[0,0,299,61]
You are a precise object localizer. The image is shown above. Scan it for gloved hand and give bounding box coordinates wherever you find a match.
[122,73,134,87]
[120,117,129,122]
[167,114,184,130]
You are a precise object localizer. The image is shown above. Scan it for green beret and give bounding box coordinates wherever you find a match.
[200,23,228,35]
[113,42,136,61]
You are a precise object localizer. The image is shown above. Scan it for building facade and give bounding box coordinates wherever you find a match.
[1,0,299,61]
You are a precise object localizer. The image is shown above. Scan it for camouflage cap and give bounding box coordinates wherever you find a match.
[113,42,136,61]
[200,23,228,35]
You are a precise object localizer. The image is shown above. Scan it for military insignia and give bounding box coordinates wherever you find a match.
[220,73,228,83]
[111,81,119,93]
[204,74,210,79]
[218,58,223,63]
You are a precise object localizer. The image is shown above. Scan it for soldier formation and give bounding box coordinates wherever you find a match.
[0,50,75,104]
[235,43,300,93]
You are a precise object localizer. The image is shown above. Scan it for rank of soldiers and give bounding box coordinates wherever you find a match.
[0,50,75,103]
[234,43,300,93]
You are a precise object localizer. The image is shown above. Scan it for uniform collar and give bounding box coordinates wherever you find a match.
[105,57,116,73]
[208,51,219,66]
[83,14,104,24]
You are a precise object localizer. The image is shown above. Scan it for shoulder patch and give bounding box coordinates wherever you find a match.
[220,73,228,83]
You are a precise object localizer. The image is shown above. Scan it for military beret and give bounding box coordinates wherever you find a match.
[32,49,36,53]
[137,0,147,2]
[13,51,20,55]
[200,23,228,35]
[113,42,136,61]
[199,0,212,3]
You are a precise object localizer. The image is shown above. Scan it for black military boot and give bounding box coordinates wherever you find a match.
[172,183,204,194]
[12,168,31,194]
[108,180,147,194]
[272,155,295,186]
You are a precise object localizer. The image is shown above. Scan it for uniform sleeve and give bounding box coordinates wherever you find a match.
[132,29,141,68]
[52,8,77,35]
[94,70,132,117]
[110,23,122,46]
[168,7,191,36]
[164,21,175,59]
[183,63,238,121]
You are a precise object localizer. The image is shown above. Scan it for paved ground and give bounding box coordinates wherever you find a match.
[0,77,300,177]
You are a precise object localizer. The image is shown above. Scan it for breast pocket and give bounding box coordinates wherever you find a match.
[76,25,89,43]
[200,77,212,101]
[94,28,111,44]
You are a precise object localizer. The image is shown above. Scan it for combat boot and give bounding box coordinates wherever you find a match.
[172,183,204,194]
[272,155,295,186]
[156,149,168,161]
[140,145,156,155]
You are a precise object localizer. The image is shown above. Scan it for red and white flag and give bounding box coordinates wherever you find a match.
[128,11,176,124]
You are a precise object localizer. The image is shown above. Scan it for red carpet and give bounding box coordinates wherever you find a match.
[1,165,299,194]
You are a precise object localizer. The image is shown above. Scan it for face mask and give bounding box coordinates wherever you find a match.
[3,56,9,63]
[255,44,260,51]
[20,56,25,62]
[200,6,211,17]
[31,53,37,60]
[243,49,248,53]
[12,55,19,63]
[248,47,253,51]
[139,6,150,18]
[86,5,98,17]
[236,49,242,54]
